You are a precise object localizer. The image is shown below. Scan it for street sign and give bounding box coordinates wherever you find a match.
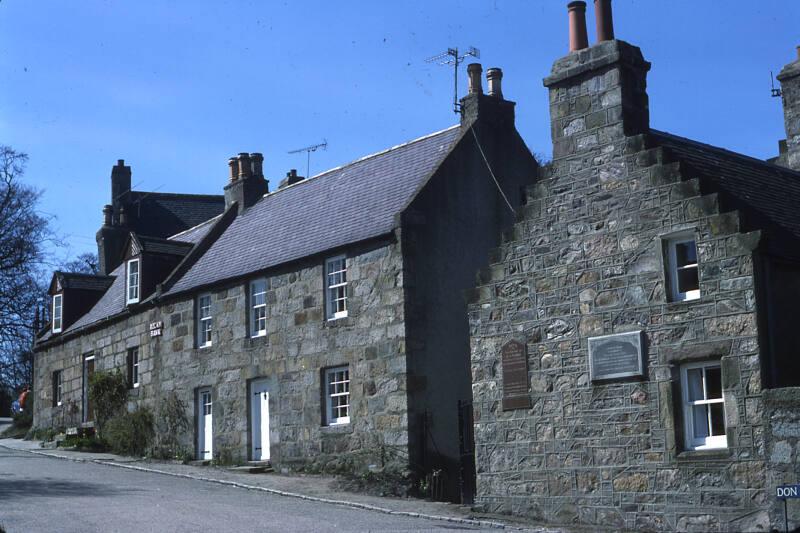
[777,485,800,499]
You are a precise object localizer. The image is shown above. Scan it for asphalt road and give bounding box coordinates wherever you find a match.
[0,446,499,533]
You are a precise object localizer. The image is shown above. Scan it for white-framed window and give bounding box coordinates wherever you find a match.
[197,293,213,348]
[324,366,350,426]
[249,279,267,337]
[126,259,140,304]
[681,361,726,450]
[666,235,700,302]
[128,347,140,389]
[52,370,62,407]
[52,294,63,333]
[325,256,348,320]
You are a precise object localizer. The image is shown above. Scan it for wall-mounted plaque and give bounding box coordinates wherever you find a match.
[501,340,531,410]
[588,331,644,381]
[149,321,163,338]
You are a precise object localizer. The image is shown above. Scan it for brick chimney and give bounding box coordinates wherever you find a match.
[776,46,800,171]
[224,152,269,214]
[544,0,650,159]
[460,63,515,128]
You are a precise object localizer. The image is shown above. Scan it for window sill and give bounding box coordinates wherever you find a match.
[245,334,269,349]
[324,316,354,328]
[665,297,706,308]
[320,423,353,435]
[676,448,731,462]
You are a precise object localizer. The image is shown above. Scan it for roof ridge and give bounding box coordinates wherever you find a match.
[131,190,225,200]
[259,124,460,199]
[650,128,800,178]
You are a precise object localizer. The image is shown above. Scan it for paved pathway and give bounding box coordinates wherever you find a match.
[0,439,559,532]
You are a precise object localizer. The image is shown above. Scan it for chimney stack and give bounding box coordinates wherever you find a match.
[775,45,800,171]
[279,169,305,189]
[568,1,589,52]
[467,63,483,94]
[487,68,503,98]
[224,152,269,214]
[594,0,615,42]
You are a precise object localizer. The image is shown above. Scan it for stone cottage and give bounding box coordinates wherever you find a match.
[33,67,537,503]
[469,1,800,531]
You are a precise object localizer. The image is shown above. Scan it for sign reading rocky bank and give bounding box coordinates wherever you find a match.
[501,340,531,410]
[588,330,644,382]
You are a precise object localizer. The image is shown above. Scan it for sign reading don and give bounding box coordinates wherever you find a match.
[501,340,531,411]
[588,331,644,382]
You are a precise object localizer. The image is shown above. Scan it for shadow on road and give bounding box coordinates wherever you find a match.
[0,478,133,501]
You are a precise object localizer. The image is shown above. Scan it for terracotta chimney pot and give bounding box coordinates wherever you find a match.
[103,204,113,226]
[567,1,589,52]
[487,68,503,98]
[250,152,264,177]
[467,63,483,95]
[237,153,252,178]
[228,157,238,182]
[594,0,615,42]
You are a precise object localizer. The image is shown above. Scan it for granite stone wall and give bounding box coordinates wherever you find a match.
[763,388,800,530]
[34,237,410,474]
[468,41,771,531]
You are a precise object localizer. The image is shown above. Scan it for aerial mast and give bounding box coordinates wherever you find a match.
[426,46,480,114]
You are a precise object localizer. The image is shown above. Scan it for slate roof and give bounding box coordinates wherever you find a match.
[135,235,194,256]
[36,125,462,343]
[126,191,225,239]
[651,130,800,256]
[165,125,462,296]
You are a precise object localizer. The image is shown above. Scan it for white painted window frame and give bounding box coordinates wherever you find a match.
[666,234,700,302]
[249,279,268,338]
[52,294,63,333]
[325,255,348,320]
[54,370,63,407]
[126,258,140,304]
[681,360,726,450]
[197,293,213,348]
[130,347,140,388]
[324,366,350,426]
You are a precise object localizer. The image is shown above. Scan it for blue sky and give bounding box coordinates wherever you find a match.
[1,0,798,261]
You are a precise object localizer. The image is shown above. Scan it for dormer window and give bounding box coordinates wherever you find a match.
[52,294,63,333]
[127,259,140,304]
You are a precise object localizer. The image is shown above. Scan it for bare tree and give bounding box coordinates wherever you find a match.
[0,146,51,393]
[61,251,99,275]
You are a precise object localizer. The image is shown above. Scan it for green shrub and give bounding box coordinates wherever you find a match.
[151,392,190,460]
[104,408,154,456]
[61,433,109,452]
[88,370,128,432]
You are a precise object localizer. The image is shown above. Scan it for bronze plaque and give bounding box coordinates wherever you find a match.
[588,331,644,381]
[501,340,531,410]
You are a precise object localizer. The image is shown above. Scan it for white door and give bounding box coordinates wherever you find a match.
[197,389,213,460]
[251,381,270,461]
